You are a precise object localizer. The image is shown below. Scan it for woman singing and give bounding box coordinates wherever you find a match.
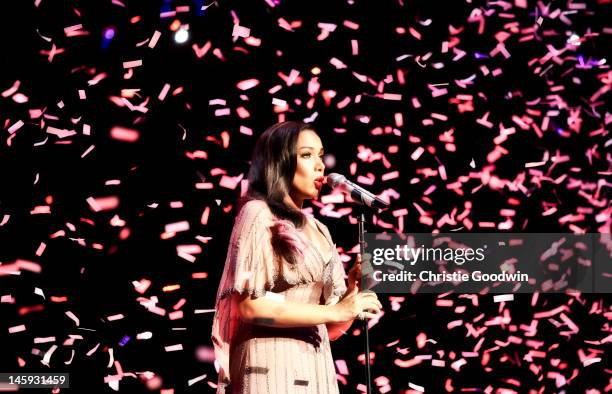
[211,121,383,393]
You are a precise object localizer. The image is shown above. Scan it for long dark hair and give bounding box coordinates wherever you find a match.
[238,121,315,229]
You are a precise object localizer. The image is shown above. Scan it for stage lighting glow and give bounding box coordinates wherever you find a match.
[103,27,115,40]
[323,154,336,169]
[170,19,181,31]
[174,28,189,44]
[567,33,581,46]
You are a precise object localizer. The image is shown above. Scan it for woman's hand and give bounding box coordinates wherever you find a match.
[331,285,383,323]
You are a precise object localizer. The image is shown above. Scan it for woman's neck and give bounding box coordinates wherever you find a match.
[284,193,303,210]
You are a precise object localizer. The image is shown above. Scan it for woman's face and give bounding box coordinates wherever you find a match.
[290,129,326,203]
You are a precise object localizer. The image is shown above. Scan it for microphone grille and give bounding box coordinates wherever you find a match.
[326,173,346,188]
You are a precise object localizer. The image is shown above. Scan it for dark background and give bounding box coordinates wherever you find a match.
[0,0,610,392]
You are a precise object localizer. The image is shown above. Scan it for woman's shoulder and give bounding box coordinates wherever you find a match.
[240,198,269,211]
[237,199,274,222]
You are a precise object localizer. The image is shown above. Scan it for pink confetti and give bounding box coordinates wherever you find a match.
[329,57,347,69]
[158,83,171,100]
[237,79,260,90]
[64,24,83,35]
[335,359,349,375]
[87,196,119,212]
[316,22,337,41]
[493,294,514,302]
[9,324,26,333]
[47,126,77,138]
[165,221,190,233]
[2,80,20,97]
[351,40,359,55]
[232,24,250,38]
[7,120,24,134]
[122,60,143,68]
[394,357,422,368]
[65,311,80,326]
[165,344,183,352]
[2,3,609,393]
[110,126,140,142]
[192,41,212,58]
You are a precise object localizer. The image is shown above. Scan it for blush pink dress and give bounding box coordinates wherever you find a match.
[211,199,348,393]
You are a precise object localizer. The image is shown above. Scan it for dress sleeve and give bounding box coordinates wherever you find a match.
[323,247,348,305]
[216,199,277,300]
[315,219,348,306]
[211,200,277,389]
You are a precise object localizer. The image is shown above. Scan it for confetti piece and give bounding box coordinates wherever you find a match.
[493,294,514,303]
[9,324,26,334]
[187,374,208,386]
[165,344,183,352]
[7,120,24,134]
[64,24,83,35]
[232,24,250,38]
[87,196,119,212]
[194,308,215,314]
[47,126,77,138]
[122,60,142,68]
[41,344,58,366]
[411,147,425,161]
[219,174,244,189]
[582,357,601,367]
[192,41,212,58]
[137,331,153,340]
[158,83,171,100]
[1,295,15,303]
[149,30,161,48]
[408,382,425,392]
[132,279,152,294]
[110,126,140,142]
[66,311,80,326]
[34,287,45,299]
[330,57,347,69]
[81,144,95,158]
[165,221,190,233]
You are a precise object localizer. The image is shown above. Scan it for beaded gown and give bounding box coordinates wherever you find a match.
[211,200,348,393]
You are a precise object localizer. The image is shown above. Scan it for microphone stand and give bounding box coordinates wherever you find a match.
[327,174,388,394]
[356,207,372,394]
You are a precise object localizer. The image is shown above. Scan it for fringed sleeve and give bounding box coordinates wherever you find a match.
[211,200,276,391]
[315,219,348,306]
[322,247,348,305]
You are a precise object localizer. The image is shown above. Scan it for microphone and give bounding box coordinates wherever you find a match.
[326,173,390,210]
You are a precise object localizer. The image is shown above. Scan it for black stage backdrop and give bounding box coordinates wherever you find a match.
[0,0,610,392]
